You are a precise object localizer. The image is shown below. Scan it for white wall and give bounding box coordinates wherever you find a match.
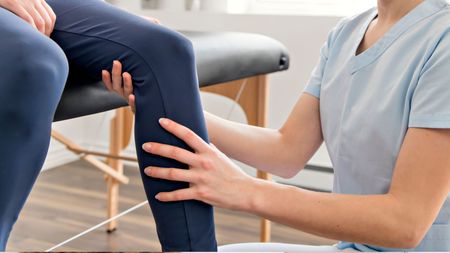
[45,2,344,190]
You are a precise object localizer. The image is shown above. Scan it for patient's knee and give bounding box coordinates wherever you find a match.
[12,38,68,103]
[132,25,195,65]
[164,32,195,60]
[2,38,69,127]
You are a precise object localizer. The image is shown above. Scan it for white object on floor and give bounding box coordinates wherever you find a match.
[45,200,149,252]
[218,242,357,252]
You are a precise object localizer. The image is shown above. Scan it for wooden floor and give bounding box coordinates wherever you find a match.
[7,160,335,252]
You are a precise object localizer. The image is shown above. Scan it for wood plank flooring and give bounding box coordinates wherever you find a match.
[7,160,335,251]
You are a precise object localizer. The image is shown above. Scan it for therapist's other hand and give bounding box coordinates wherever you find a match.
[0,0,56,36]
[102,60,136,113]
[141,15,161,24]
[143,118,256,211]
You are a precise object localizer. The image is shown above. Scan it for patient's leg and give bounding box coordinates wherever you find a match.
[47,0,216,251]
[0,8,68,251]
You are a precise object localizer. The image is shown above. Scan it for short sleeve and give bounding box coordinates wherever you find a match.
[303,19,347,99]
[303,42,328,98]
[409,33,450,129]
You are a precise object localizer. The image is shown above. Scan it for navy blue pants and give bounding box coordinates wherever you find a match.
[0,0,216,251]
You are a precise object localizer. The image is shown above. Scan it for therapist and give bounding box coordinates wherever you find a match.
[107,0,450,251]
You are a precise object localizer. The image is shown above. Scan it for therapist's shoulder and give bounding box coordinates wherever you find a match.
[337,8,376,31]
[325,8,376,48]
[417,4,450,73]
[424,4,450,41]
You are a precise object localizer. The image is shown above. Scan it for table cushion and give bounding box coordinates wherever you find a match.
[54,31,289,122]
[188,31,289,86]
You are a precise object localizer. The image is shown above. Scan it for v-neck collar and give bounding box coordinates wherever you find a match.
[349,0,447,74]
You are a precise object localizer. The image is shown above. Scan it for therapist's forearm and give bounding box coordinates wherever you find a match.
[204,93,323,178]
[246,179,417,249]
[204,111,294,177]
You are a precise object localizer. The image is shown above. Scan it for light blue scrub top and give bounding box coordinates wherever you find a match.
[304,0,450,251]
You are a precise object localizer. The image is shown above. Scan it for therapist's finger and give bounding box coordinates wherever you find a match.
[102,70,113,91]
[123,72,136,111]
[123,72,133,99]
[159,118,211,153]
[142,142,201,167]
[112,60,124,96]
[129,94,136,113]
[155,188,197,202]
[142,16,161,24]
[145,167,199,183]
[150,17,161,24]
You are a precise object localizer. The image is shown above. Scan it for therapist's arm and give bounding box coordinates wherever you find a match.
[102,62,323,178]
[147,122,450,249]
[204,93,323,178]
[246,127,450,248]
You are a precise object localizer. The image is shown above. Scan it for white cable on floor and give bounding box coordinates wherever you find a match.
[45,200,149,252]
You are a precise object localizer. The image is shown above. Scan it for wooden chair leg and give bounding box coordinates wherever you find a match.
[53,108,134,232]
[106,108,126,232]
[201,75,272,242]
[254,75,271,242]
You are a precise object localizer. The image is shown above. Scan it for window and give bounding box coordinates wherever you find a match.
[244,0,377,16]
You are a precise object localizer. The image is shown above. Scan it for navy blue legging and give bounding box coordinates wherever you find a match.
[0,0,216,251]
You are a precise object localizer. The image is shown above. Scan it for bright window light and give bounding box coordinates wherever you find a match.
[229,0,377,16]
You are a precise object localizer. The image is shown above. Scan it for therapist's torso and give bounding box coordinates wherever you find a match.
[304,0,450,251]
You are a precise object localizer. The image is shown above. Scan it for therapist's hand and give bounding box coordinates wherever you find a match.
[143,118,256,211]
[102,60,136,113]
[141,15,161,24]
[0,0,56,36]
